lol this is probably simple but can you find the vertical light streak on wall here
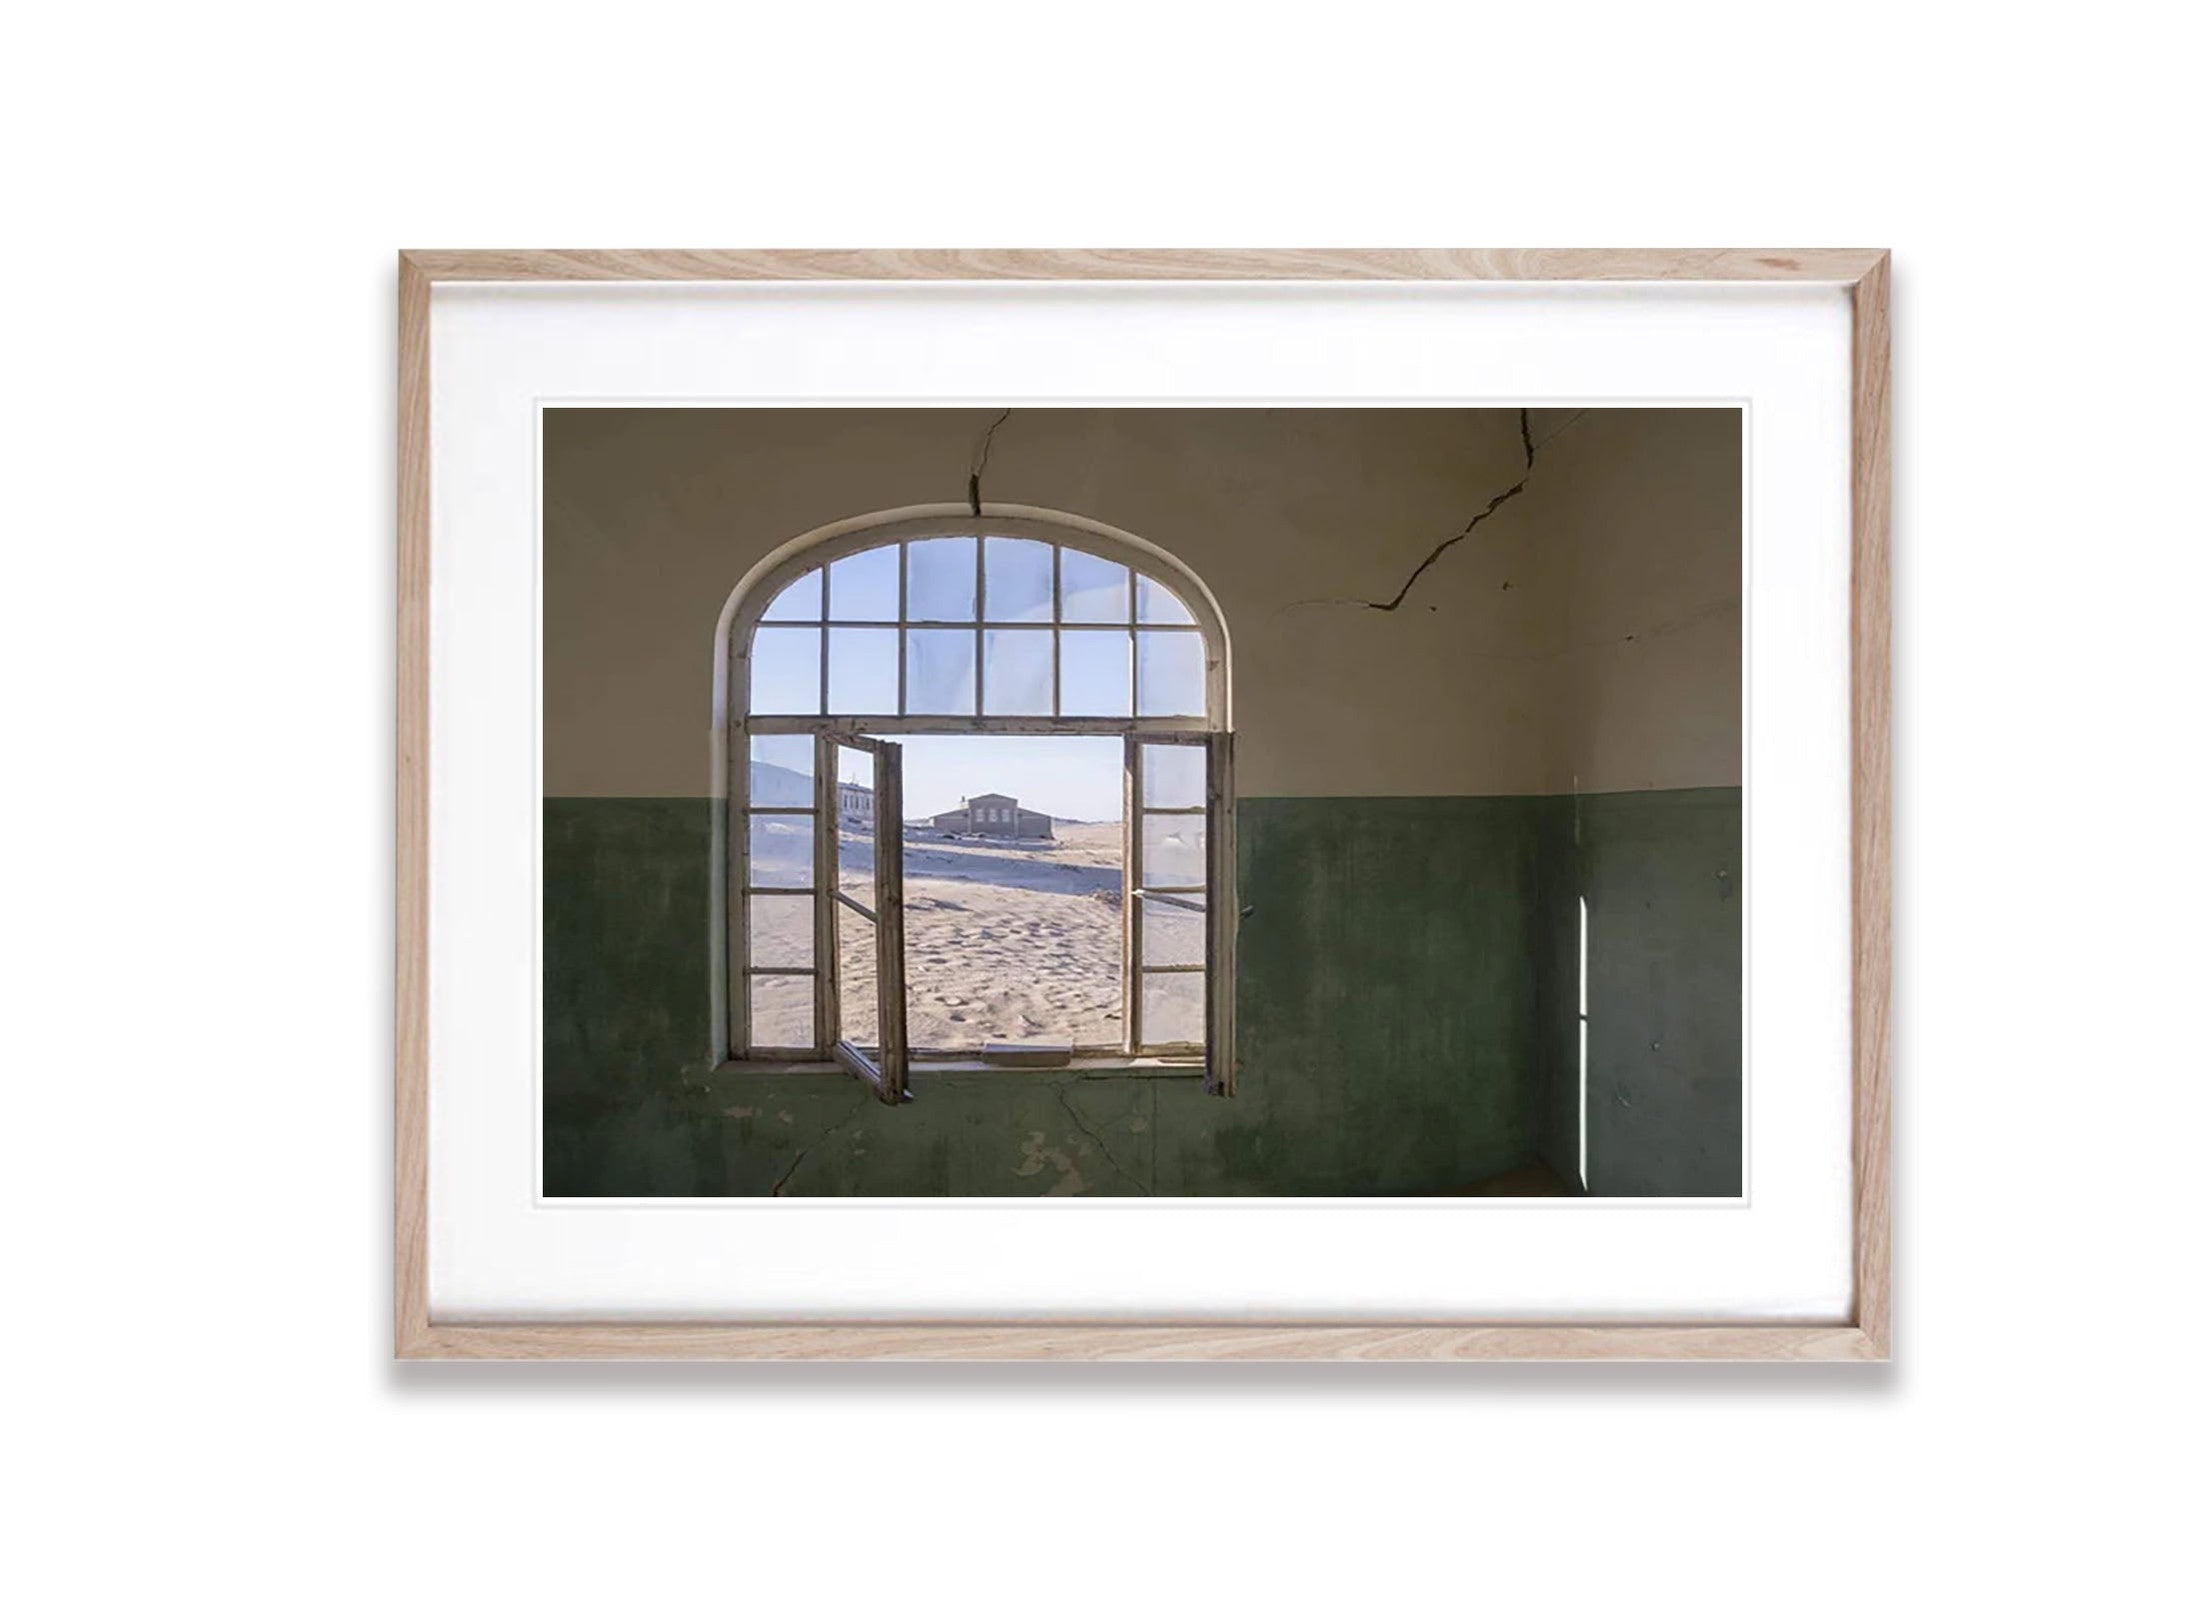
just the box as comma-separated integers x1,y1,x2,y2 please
1578,894,1589,1193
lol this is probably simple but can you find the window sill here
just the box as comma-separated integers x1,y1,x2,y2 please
706,1055,1206,1082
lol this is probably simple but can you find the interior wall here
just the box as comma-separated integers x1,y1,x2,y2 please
1520,408,1745,1195
1532,406,1744,795
545,794,1551,1197
542,406,1742,1198
546,406,1559,800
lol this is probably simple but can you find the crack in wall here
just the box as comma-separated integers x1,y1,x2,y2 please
1440,594,1744,663
1054,1085,1151,1195
967,408,1012,514
1363,407,1539,612
1280,407,1590,617
768,1102,867,1196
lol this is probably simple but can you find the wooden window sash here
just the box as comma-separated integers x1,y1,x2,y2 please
820,731,909,1103
1122,728,1236,1094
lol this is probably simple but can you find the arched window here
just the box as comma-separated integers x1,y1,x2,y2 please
714,510,1234,1102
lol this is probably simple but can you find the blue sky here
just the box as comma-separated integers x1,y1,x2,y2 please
899,735,1120,822
752,733,1123,823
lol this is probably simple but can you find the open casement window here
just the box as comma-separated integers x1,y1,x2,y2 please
722,514,1233,1093
1125,730,1236,1094
822,732,910,1102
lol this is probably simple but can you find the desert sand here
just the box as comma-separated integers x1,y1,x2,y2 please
747,816,1206,1053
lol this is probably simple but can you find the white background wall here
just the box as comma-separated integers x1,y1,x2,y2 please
5,3,2191,1596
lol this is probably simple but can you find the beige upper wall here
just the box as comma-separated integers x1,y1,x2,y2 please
1525,407,1744,792
542,406,1738,798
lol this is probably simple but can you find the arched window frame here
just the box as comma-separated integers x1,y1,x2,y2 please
710,505,1236,1099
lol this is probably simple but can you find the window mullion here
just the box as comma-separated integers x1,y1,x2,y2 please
1123,734,1142,1053
973,534,987,718
724,705,749,1063
875,739,909,1101
1128,595,1140,718
814,732,836,1055
1205,729,1236,1096
817,562,832,714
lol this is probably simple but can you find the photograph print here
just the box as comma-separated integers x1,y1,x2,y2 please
545,404,1741,1199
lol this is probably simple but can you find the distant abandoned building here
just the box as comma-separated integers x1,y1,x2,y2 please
837,779,874,830
932,791,1053,840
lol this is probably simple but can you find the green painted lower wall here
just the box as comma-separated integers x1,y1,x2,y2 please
1229,796,1552,1193
1536,788,1744,1198
542,798,723,1193
542,789,1741,1198
544,795,1556,1197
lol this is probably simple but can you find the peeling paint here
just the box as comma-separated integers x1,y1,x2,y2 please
1014,1129,1091,1197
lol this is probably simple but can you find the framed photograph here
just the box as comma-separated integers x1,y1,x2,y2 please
397,249,1889,1359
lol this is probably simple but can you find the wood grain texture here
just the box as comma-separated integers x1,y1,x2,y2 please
399,1321,1877,1362
1850,254,1893,1358
876,742,910,1102
395,247,1892,1360
399,247,1882,285
1206,730,1238,1097
395,254,431,1356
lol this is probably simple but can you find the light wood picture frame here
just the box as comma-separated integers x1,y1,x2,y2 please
397,248,1890,1360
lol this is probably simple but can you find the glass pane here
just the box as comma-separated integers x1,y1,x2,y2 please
836,742,874,792
1136,631,1206,717
748,735,814,807
983,537,1053,622
1140,891,1206,968
1060,549,1129,622
906,629,976,715
827,627,898,713
907,537,976,622
836,900,879,1050
1140,742,1205,809
749,627,819,714
984,629,1053,715
748,812,814,888
1059,629,1130,715
1141,972,1205,1049
750,975,813,1049
1142,813,1207,888
828,545,899,621
836,745,876,907
748,892,814,969
1136,572,1196,625
761,567,821,621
